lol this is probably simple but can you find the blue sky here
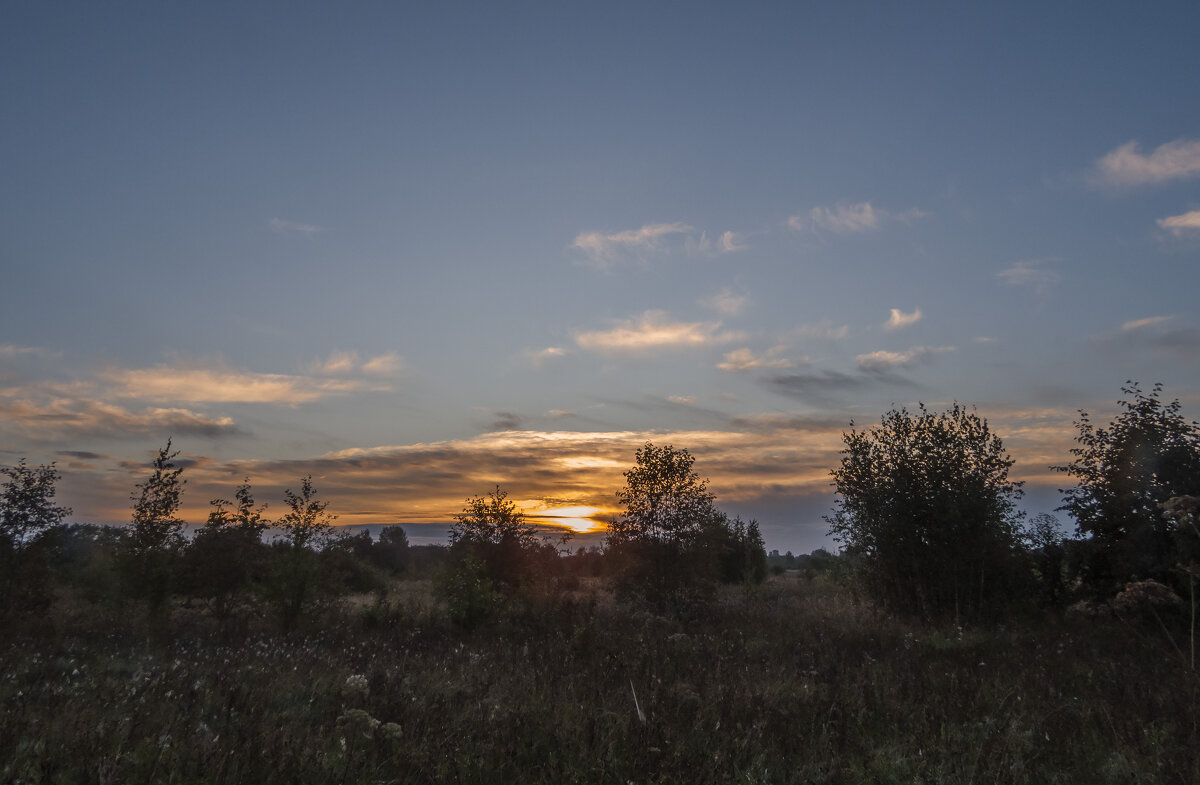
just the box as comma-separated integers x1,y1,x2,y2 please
2,1,1199,552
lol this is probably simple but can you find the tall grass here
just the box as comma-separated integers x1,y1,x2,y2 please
2,576,1198,784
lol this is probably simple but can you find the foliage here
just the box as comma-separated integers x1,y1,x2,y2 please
277,475,337,550
1022,512,1067,607
121,441,187,617
827,403,1026,619
372,526,410,573
1054,382,1200,593
697,514,768,585
0,459,71,548
448,486,559,594
441,551,498,629
607,442,717,547
128,440,187,556
184,481,270,620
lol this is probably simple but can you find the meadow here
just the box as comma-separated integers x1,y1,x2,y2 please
3,574,1197,785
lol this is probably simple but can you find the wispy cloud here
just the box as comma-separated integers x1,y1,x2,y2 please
883,308,922,331
667,395,696,405
1096,315,1200,358
309,350,404,377
269,217,326,236
0,399,240,442
571,222,693,268
719,230,746,253
701,286,749,316
717,347,795,372
856,345,955,373
1157,209,1200,236
1092,138,1200,187
789,202,928,234
101,362,387,405
1122,315,1175,332
997,258,1062,296
523,346,568,368
574,311,742,353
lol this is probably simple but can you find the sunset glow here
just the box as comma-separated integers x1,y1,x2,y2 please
2,3,1198,553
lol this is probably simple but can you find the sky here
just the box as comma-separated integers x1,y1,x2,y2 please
2,1,1199,553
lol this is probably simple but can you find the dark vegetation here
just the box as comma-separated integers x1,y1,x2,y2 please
2,382,1199,782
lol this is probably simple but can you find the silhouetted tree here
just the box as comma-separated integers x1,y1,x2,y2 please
0,460,71,618
269,475,337,631
373,526,410,573
1,460,71,549
1055,383,1200,594
121,441,186,616
607,443,728,608
827,403,1025,620
448,486,557,595
184,480,269,620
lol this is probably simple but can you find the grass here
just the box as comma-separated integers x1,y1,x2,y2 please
2,575,1198,784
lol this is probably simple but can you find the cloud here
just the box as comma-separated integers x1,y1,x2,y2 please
0,399,241,441
309,351,404,377
1096,315,1200,358
718,347,795,372
1122,315,1175,332
571,222,693,268
269,217,326,235
100,363,386,405
883,308,922,331
574,311,742,354
1093,138,1200,187
1157,210,1200,236
667,395,696,405
719,231,746,253
522,346,568,368
997,259,1062,295
490,411,523,430
855,345,955,373
701,286,749,316
789,202,927,233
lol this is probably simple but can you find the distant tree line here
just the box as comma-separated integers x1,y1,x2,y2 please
3,380,1198,635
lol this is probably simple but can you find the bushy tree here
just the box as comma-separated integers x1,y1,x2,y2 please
1,460,71,549
184,480,269,620
607,443,733,608
607,443,718,547
448,486,559,596
277,475,336,549
827,403,1025,620
269,476,338,631
1054,382,1200,594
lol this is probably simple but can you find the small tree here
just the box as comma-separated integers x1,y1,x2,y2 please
1,460,71,549
129,440,187,556
827,403,1025,620
269,475,337,631
1054,382,1200,594
185,480,269,620
122,441,187,616
448,486,557,596
607,443,727,608
277,475,336,550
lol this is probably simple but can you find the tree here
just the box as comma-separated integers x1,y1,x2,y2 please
827,403,1025,620
1,460,71,549
270,476,337,631
185,480,269,620
606,443,728,608
277,475,336,550
120,440,187,618
128,440,187,556
448,486,558,595
607,443,718,547
1054,382,1200,593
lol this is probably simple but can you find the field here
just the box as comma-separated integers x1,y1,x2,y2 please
3,575,1198,784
